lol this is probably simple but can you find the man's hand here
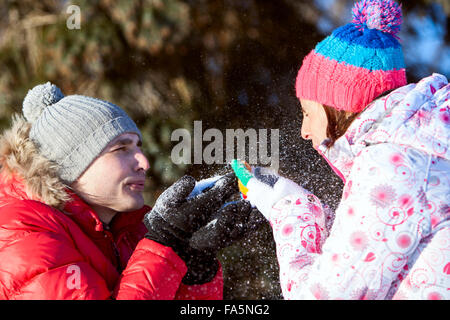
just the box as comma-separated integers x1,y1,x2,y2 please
143,173,262,284
189,200,265,251
147,174,237,234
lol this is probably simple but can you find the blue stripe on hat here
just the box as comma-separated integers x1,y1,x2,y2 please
328,23,401,49
315,34,405,71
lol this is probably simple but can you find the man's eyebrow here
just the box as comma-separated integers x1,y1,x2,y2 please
111,138,142,147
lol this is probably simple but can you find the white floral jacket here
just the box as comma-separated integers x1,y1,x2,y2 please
268,73,450,299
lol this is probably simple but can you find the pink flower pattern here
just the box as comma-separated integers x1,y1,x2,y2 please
369,184,397,208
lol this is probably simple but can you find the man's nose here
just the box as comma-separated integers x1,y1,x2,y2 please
135,150,150,173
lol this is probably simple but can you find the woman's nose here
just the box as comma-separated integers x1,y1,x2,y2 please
301,124,311,140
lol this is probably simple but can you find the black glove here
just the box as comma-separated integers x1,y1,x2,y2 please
144,173,248,284
189,201,265,251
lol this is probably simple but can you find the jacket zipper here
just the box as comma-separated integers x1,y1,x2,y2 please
103,227,123,273
111,241,122,273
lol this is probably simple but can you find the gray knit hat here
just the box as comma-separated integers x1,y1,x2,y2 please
22,82,142,184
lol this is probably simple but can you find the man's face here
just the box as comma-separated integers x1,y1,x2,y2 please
71,133,150,213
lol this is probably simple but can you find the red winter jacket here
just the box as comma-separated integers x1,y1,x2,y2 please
0,171,223,300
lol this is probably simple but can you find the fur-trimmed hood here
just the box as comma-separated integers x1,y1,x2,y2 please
0,114,70,209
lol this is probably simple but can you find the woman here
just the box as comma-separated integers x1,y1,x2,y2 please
232,0,449,299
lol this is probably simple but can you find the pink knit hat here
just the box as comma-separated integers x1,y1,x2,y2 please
296,0,407,113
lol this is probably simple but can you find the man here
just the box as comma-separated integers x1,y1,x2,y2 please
0,82,257,299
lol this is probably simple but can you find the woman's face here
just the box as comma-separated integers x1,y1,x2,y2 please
300,99,328,149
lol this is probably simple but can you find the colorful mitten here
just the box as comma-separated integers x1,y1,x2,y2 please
230,159,253,199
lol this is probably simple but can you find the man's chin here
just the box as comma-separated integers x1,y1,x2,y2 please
117,194,145,212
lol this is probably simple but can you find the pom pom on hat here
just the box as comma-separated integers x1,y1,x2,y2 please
23,82,64,123
351,0,403,38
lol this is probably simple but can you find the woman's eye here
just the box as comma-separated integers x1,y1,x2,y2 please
113,147,126,152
